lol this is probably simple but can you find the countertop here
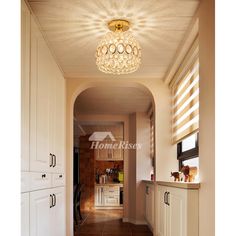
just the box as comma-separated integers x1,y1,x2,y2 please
95,183,124,187
142,180,200,189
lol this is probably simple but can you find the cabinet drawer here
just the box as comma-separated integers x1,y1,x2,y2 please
30,172,52,191
104,195,120,206
103,186,119,195
21,172,30,193
52,173,65,187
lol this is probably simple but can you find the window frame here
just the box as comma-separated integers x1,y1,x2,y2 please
177,133,199,170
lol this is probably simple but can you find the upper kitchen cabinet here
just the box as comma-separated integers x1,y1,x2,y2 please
30,16,65,173
21,0,30,171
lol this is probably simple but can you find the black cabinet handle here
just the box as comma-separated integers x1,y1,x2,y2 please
50,194,53,208
166,192,170,206
49,153,53,167
59,174,63,178
164,192,167,204
42,174,46,178
53,194,56,206
53,154,56,168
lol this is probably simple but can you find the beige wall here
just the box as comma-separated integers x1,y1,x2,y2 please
136,112,153,223
66,78,176,235
198,0,215,235
128,113,137,222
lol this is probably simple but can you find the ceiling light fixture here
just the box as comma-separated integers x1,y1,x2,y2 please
95,19,141,75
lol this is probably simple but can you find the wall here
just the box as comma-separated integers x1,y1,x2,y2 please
136,112,153,223
198,0,215,235
128,113,137,222
79,135,95,211
66,79,177,235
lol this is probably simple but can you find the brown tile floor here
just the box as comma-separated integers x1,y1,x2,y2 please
74,209,153,236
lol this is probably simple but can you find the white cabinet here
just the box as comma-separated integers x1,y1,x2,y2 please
103,195,120,206
51,187,66,236
95,185,122,208
95,186,103,206
21,0,30,171
30,189,52,236
157,185,199,236
30,17,52,172
30,187,65,236
95,141,123,161
145,184,155,230
21,193,30,236
30,15,65,173
50,70,65,173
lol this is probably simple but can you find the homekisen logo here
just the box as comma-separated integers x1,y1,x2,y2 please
89,132,142,150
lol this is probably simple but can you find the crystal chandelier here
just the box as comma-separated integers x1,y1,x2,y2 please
95,19,141,75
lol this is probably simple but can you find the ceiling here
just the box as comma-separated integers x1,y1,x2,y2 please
74,87,152,115
27,0,199,79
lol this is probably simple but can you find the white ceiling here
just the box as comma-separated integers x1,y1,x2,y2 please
74,87,152,115
27,0,199,79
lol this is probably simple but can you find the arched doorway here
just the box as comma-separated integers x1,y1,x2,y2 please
66,81,157,235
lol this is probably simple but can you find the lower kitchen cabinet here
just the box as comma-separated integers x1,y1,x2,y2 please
21,193,30,236
157,184,199,236
95,185,123,208
30,187,65,236
103,195,120,206
145,184,155,230
95,186,103,206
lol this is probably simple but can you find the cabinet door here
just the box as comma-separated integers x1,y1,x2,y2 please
21,0,30,171
21,193,30,236
30,189,52,236
95,187,103,206
96,142,110,160
166,188,187,236
112,142,123,160
145,185,155,229
30,17,52,172
51,69,65,173
157,186,167,236
51,187,66,236
103,195,119,206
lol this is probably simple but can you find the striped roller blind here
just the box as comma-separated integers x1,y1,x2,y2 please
172,58,199,144
150,116,154,159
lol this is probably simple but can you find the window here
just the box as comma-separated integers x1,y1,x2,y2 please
177,132,199,170
171,38,199,144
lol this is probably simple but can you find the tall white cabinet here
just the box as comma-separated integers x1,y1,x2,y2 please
21,1,66,236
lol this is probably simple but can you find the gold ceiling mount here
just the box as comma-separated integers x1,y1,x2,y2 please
108,19,130,32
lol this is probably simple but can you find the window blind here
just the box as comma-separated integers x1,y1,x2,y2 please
172,58,199,144
150,115,154,159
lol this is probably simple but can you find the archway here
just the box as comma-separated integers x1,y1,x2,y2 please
66,80,156,235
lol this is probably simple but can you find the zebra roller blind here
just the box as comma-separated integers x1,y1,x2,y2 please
172,55,199,144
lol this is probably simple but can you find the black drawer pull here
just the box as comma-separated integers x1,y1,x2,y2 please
59,174,63,178
42,174,46,178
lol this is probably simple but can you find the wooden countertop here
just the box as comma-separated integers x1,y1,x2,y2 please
142,180,200,189
95,183,124,187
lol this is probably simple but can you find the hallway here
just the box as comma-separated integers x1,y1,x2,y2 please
75,210,153,236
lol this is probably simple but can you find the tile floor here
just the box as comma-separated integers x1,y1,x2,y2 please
74,209,153,236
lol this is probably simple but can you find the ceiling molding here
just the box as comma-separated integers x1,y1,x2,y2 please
163,15,199,85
